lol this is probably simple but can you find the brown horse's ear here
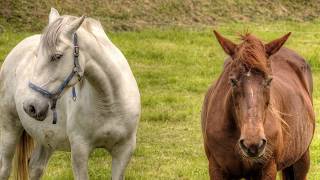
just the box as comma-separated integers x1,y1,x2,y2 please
213,30,237,57
265,32,291,57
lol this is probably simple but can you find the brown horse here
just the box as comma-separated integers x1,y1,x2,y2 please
201,31,315,179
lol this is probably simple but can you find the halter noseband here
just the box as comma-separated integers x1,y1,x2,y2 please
29,33,82,124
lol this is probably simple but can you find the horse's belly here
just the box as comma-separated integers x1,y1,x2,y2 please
277,118,314,170
87,113,137,150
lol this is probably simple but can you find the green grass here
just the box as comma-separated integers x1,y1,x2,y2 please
1,21,320,179
2,0,320,31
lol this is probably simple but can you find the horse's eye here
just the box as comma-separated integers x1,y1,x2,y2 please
229,76,238,87
51,53,63,62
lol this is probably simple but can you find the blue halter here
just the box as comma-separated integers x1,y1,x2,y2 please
29,33,82,124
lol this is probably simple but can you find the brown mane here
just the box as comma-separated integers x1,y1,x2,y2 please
232,33,269,74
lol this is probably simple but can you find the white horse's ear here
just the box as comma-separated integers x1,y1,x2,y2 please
64,16,86,37
49,8,60,24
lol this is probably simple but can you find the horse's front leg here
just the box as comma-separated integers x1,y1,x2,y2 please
0,114,23,180
70,137,92,180
207,158,227,180
282,149,310,180
110,136,136,180
252,161,277,180
29,145,53,180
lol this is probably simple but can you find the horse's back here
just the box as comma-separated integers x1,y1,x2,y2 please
1,35,40,75
0,35,40,91
0,35,40,110
271,47,313,97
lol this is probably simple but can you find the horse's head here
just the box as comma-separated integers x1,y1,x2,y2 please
23,8,86,121
214,31,291,158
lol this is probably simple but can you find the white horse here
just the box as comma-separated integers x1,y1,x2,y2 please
0,8,140,180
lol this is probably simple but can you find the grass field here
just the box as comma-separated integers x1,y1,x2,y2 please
2,0,320,31
1,21,320,179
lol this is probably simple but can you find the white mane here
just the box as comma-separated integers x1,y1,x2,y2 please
42,15,113,54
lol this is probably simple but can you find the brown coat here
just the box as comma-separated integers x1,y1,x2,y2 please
202,32,315,179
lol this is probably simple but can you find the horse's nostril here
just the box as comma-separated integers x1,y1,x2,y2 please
239,139,246,149
23,101,48,121
28,105,36,115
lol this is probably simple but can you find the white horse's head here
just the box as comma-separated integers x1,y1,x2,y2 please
23,8,86,121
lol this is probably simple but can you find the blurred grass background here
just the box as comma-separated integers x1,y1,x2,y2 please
1,1,320,179
1,0,320,31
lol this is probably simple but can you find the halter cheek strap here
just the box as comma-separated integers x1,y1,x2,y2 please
29,33,82,124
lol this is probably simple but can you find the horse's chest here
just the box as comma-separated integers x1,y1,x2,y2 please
211,148,265,177
41,127,70,150
25,113,129,151
22,120,71,150
206,132,266,177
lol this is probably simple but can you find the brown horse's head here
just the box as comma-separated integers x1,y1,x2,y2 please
213,31,291,158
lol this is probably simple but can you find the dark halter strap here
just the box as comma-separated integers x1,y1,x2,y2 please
29,33,82,124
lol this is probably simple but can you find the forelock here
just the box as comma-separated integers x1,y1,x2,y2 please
41,16,77,54
233,33,269,74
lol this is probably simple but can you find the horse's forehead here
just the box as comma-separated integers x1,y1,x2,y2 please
244,71,263,81
40,21,66,54
39,36,66,55
239,72,264,90
243,77,260,90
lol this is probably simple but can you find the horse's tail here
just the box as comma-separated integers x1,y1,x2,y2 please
13,130,34,180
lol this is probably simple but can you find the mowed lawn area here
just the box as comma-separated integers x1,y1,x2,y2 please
1,21,320,179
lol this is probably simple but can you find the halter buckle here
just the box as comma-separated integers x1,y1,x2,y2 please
73,67,80,73
74,46,79,57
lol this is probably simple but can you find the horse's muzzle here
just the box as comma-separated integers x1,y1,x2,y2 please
239,138,267,158
23,101,49,121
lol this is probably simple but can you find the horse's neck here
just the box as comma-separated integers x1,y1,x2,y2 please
81,32,137,105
